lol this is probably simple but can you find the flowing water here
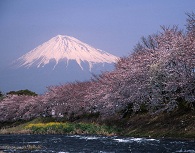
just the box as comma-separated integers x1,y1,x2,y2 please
0,134,194,153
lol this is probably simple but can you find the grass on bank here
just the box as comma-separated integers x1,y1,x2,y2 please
0,118,50,134
25,122,118,135
0,118,119,136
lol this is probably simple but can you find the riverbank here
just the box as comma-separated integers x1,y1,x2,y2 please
0,117,119,136
122,109,195,139
0,109,195,139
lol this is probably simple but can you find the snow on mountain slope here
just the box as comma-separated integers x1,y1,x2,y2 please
15,35,119,70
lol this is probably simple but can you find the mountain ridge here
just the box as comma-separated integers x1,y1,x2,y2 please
14,35,119,71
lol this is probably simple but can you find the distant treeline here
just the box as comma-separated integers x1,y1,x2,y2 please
0,13,194,122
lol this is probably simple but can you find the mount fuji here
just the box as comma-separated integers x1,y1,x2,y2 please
14,35,118,71
1,35,119,94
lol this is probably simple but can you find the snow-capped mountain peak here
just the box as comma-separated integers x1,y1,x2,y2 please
15,35,119,71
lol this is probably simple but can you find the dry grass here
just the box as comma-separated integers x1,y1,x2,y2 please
122,109,195,138
0,144,42,151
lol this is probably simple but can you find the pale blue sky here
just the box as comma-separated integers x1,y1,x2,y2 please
0,0,194,68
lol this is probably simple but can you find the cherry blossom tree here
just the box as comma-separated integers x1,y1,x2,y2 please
45,81,92,119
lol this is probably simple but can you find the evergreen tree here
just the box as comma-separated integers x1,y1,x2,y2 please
6,89,37,96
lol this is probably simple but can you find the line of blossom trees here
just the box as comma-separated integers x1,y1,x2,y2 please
85,13,195,118
0,13,194,122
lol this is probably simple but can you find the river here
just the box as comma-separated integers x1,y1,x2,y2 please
0,134,194,153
